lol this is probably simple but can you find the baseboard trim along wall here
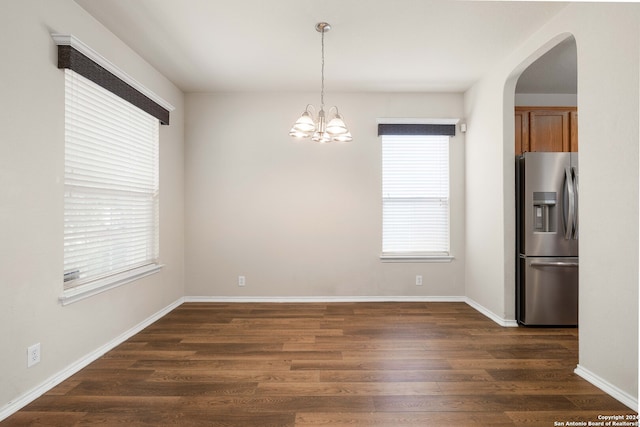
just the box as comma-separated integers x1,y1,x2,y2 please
185,295,519,327
185,295,467,304
184,296,518,328
463,297,519,328
0,297,185,422
574,364,638,411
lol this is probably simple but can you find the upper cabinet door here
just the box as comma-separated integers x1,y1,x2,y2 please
529,109,569,152
515,107,577,154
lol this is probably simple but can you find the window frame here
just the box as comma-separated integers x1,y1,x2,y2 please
54,34,174,305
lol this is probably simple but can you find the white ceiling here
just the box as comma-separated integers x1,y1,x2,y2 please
74,0,570,93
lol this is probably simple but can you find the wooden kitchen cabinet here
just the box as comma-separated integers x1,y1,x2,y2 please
569,110,578,152
515,107,577,154
514,109,529,156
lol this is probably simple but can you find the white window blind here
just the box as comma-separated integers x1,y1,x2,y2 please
382,134,450,255
63,69,159,290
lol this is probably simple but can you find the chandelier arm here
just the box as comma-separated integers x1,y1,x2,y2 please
305,104,316,116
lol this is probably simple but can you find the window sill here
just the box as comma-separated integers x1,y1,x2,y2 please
380,254,454,263
59,263,163,306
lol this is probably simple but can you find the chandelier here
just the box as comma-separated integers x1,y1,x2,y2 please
289,22,352,143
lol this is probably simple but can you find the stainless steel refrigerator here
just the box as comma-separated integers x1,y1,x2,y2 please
516,152,579,326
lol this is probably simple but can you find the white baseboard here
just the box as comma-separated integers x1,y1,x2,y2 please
464,297,519,327
185,295,467,303
0,297,185,422
186,296,521,327
185,296,521,328
574,364,638,411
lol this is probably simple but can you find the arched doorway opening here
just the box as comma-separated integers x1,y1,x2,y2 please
504,34,578,326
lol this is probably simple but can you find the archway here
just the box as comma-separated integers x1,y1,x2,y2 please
502,33,578,323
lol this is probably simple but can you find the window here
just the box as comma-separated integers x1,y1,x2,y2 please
54,34,173,304
379,123,454,259
63,70,160,297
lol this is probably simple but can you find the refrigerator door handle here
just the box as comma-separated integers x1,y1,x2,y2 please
563,167,575,240
572,166,579,240
530,261,579,268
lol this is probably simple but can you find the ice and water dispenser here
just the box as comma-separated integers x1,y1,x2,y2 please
532,192,556,233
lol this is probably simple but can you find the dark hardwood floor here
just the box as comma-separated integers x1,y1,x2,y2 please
4,302,636,426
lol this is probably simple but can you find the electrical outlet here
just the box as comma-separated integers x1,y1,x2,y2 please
238,276,246,287
27,343,40,367
416,275,423,286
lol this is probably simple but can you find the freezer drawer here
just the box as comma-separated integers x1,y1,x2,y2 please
518,256,578,326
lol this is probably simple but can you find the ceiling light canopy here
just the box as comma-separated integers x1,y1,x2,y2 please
289,22,352,143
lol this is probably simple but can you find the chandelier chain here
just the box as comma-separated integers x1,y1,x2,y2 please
320,26,325,109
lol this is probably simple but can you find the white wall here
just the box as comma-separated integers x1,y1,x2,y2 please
185,92,465,299
465,3,639,405
0,0,184,410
